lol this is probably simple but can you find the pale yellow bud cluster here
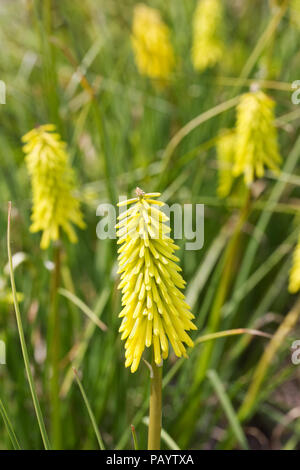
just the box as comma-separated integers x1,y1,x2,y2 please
116,190,197,373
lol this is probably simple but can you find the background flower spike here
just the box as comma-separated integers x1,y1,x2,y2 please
22,124,85,249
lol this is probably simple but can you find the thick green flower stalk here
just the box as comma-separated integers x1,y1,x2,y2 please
192,0,224,72
233,90,281,185
289,236,300,293
131,4,175,81
116,189,197,373
216,131,236,198
22,124,85,249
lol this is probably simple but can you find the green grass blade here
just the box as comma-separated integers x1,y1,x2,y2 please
60,288,110,397
186,222,231,309
117,328,269,450
130,424,139,450
207,369,248,450
159,95,240,182
142,417,180,450
239,296,300,423
224,228,298,319
7,202,51,450
59,287,108,331
238,1,288,82
0,397,22,450
194,328,271,346
73,368,105,450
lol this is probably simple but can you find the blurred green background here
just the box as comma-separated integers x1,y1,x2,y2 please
0,0,300,450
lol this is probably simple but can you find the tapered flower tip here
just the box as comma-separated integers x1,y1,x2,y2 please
116,188,197,373
22,124,56,143
117,189,162,207
135,187,145,197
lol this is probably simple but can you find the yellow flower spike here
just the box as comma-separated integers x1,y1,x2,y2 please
131,4,175,83
290,0,300,30
216,131,236,199
22,124,85,249
192,0,224,72
233,90,281,186
289,236,300,294
116,188,197,373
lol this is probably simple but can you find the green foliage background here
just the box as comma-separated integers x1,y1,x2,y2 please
0,0,299,450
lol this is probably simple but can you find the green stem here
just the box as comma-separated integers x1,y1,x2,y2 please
33,0,60,126
158,95,240,186
223,295,300,449
7,202,51,450
239,295,300,423
226,133,300,324
147,355,162,450
175,192,251,447
49,243,61,449
195,192,251,386
238,1,289,82
92,102,117,206
116,327,270,449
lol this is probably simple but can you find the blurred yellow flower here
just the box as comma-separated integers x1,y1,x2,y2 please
116,189,197,373
289,236,300,293
217,131,236,198
22,124,85,249
234,90,281,185
131,4,175,82
0,290,24,305
192,0,223,71
290,0,300,29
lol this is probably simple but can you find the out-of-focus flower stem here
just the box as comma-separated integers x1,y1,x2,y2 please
222,294,300,449
49,242,62,449
176,190,251,448
194,191,251,385
239,295,300,422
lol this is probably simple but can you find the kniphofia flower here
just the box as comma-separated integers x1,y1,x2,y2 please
22,124,85,249
116,189,197,373
192,0,224,72
290,0,300,30
233,90,281,185
131,4,175,82
289,236,300,293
